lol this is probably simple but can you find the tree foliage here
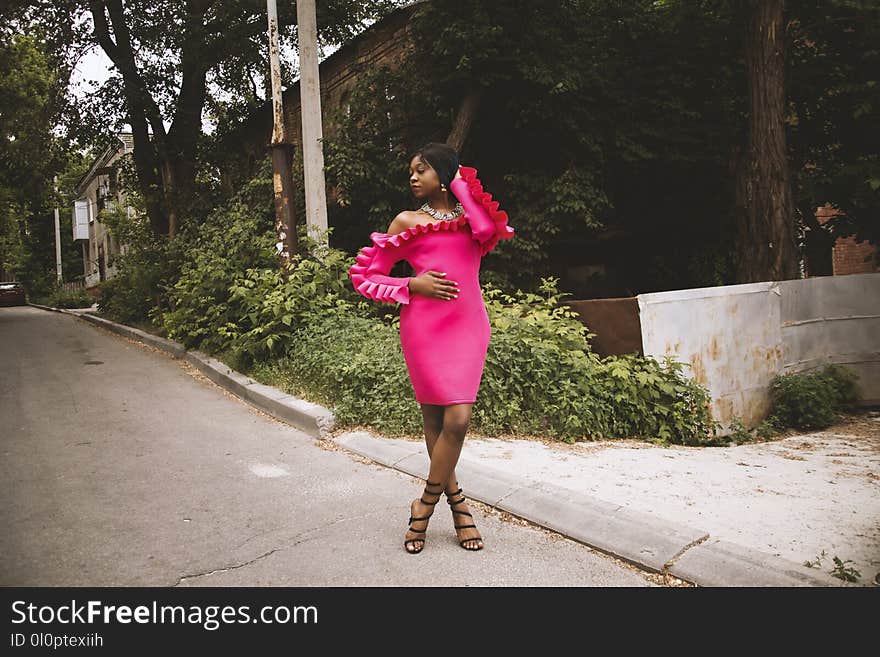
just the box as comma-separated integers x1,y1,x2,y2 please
2,0,877,295
787,0,880,251
323,0,878,295
4,0,403,239
0,26,87,292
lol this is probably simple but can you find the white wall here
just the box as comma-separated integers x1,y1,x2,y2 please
779,273,880,403
637,273,880,430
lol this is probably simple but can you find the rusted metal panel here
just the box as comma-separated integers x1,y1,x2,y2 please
638,282,783,428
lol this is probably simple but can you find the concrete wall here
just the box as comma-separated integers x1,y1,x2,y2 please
637,273,880,429
779,273,880,404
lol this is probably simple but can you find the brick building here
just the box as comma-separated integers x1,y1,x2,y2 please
219,0,425,179
808,204,879,277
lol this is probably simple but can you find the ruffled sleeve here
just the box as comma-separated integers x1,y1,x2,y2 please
449,165,515,256
348,232,412,304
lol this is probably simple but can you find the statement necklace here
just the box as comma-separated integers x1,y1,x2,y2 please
419,201,464,221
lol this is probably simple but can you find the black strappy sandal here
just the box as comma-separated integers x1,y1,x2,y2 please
446,487,484,551
404,480,443,554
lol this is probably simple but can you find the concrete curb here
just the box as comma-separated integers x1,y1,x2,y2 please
29,302,852,587
334,430,849,587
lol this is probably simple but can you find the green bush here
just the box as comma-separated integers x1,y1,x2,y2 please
724,414,781,444
767,364,860,430
725,416,754,444
597,353,719,445
474,279,718,444
93,201,187,326
160,217,362,370
248,275,719,445
219,229,360,370
96,235,183,325
158,194,278,355
43,285,93,309
754,416,782,440
252,311,422,436
824,363,861,407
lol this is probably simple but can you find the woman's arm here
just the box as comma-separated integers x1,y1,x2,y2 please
449,165,515,257
350,244,412,305
449,166,497,244
348,217,413,305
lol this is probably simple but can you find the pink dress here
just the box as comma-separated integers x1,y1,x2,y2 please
348,166,515,405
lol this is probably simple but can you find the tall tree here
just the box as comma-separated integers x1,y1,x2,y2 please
0,28,81,289
734,0,799,282
6,0,400,238
787,0,880,263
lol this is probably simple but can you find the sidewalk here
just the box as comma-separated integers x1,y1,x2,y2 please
335,423,878,587
33,302,875,587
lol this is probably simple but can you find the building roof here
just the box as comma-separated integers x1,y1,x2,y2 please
219,0,428,150
75,132,134,196
308,0,428,84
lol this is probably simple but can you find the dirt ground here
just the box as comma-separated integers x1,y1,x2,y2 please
450,410,880,586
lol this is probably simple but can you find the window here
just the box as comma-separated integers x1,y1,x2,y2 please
73,199,90,240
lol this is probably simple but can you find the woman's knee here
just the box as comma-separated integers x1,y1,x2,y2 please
442,409,472,439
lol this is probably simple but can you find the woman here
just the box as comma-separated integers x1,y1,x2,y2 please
348,142,515,554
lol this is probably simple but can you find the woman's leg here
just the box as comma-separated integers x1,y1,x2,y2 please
425,403,483,550
419,403,462,497
403,404,451,553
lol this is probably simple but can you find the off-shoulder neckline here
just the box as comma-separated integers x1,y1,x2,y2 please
375,168,473,238
391,208,466,233
386,220,460,236
371,214,469,240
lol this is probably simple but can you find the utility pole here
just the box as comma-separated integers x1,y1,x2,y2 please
295,0,329,247
266,0,298,269
53,175,62,283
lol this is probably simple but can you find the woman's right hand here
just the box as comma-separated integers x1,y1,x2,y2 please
409,271,460,300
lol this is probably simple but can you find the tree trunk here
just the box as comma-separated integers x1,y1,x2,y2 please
734,0,798,283
447,90,482,154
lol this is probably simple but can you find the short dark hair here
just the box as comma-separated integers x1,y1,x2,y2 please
408,142,460,187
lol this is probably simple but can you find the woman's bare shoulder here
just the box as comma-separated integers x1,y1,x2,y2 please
387,210,423,235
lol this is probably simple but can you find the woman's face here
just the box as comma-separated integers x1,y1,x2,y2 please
409,156,441,199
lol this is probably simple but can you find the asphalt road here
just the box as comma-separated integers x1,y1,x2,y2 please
0,306,656,586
